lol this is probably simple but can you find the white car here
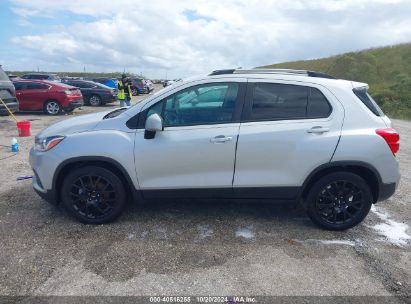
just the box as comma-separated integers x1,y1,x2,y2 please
144,79,154,93
30,69,400,230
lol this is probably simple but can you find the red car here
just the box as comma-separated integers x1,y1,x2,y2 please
13,80,84,115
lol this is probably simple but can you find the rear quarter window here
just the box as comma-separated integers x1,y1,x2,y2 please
353,87,384,116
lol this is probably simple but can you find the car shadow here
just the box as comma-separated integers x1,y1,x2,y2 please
123,197,311,227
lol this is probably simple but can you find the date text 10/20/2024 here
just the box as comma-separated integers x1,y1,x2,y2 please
149,296,257,303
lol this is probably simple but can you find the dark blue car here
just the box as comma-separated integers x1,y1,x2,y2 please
90,78,118,91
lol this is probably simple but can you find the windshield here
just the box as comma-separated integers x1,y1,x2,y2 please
124,86,168,111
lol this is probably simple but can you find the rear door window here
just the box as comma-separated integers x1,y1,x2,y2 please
247,83,332,121
250,83,308,120
307,87,332,118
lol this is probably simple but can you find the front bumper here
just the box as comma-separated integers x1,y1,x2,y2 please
29,147,60,204
102,94,117,103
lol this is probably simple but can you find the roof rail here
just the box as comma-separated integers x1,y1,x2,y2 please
209,68,336,79
209,69,236,76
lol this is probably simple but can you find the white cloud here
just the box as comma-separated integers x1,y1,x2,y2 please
6,0,411,78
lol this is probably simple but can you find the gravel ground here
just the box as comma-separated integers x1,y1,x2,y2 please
0,89,409,302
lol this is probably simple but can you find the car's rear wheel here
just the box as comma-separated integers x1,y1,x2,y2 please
89,94,102,106
306,172,373,230
44,100,61,115
61,166,127,224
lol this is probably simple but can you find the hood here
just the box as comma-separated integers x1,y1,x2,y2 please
37,111,111,138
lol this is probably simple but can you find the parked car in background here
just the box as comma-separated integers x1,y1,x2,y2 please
163,80,175,87
88,77,118,91
21,73,61,82
144,79,154,93
62,80,117,106
7,74,19,81
130,78,148,95
13,80,83,115
0,66,19,115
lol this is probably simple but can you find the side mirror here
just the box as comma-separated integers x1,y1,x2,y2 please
145,113,163,139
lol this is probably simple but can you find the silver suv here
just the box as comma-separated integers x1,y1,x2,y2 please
29,69,400,230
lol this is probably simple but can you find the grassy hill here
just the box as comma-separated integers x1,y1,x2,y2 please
259,43,411,119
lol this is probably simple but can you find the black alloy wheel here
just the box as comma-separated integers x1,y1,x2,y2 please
62,166,126,224
306,172,373,230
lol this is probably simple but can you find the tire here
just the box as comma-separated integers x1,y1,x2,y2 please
44,100,61,115
88,95,102,106
61,166,127,224
306,172,373,230
131,88,138,96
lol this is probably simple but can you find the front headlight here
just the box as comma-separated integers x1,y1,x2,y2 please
34,136,65,152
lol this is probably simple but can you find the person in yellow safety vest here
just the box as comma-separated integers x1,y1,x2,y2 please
117,74,132,107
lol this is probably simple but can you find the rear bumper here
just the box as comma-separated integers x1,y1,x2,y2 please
0,99,19,114
102,95,117,103
377,182,397,202
64,99,84,110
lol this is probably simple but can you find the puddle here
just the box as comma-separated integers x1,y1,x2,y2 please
235,225,255,240
197,225,213,239
293,239,355,247
369,205,410,246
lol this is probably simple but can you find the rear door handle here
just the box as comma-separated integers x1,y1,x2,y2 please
210,135,233,143
307,126,330,134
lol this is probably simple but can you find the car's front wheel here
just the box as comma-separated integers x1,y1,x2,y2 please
306,172,373,230
61,166,127,224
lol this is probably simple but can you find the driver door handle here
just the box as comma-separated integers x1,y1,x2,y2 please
210,135,233,143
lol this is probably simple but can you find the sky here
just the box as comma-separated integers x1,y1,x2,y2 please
1,0,411,79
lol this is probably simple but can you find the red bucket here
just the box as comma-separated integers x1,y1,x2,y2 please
16,121,31,137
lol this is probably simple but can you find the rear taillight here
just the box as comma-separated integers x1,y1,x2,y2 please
376,128,399,155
